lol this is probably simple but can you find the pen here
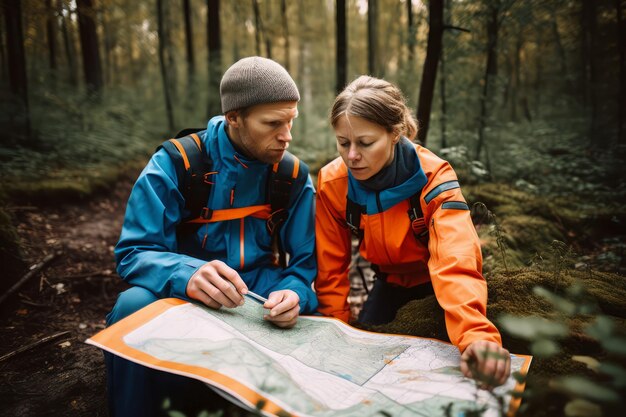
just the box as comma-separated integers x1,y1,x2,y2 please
245,290,268,304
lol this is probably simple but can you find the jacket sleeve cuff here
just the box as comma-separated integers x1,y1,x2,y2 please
275,279,318,315
171,258,206,300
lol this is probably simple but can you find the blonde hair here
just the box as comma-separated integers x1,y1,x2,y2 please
330,76,418,140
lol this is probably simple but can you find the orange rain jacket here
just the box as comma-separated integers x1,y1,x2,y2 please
315,143,502,352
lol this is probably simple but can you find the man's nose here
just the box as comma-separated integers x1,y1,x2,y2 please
277,124,292,142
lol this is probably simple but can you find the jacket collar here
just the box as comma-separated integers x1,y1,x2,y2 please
206,116,269,171
347,143,428,214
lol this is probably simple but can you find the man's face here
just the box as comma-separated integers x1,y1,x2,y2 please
226,101,298,164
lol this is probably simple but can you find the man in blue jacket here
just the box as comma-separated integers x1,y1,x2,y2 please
106,56,318,416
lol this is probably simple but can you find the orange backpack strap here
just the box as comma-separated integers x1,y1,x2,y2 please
186,204,272,223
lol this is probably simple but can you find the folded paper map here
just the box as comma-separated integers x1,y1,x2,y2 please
87,298,531,417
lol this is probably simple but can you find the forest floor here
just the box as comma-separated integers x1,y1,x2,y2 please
0,171,623,416
0,178,371,417
0,181,132,417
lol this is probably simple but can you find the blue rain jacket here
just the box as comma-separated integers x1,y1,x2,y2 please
114,116,318,313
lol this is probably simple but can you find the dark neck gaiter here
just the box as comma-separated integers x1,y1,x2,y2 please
358,137,416,192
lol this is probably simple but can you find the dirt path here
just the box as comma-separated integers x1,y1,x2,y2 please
0,183,132,416
0,174,377,417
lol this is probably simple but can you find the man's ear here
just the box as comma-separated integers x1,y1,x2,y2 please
225,111,241,127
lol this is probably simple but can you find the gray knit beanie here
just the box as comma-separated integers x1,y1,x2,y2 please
220,56,300,113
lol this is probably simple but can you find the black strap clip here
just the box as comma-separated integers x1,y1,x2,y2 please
201,207,213,220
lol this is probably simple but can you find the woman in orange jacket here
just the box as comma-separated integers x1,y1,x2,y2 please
315,76,510,388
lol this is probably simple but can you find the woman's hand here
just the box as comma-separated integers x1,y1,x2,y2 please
460,340,511,390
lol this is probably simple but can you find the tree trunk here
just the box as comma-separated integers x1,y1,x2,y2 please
264,0,272,59
296,0,308,139
615,0,625,144
3,0,30,138
45,0,57,71
183,0,195,84
534,26,543,114
407,0,415,62
439,39,447,148
157,0,175,131
581,0,593,107
0,6,7,85
367,0,378,76
76,0,103,95
253,0,261,56
336,0,346,95
124,7,138,84
58,0,78,86
281,0,290,71
549,5,571,92
439,0,453,148
510,37,523,121
475,2,499,160
207,0,221,117
100,6,112,86
416,0,443,146
163,0,177,103
583,0,599,144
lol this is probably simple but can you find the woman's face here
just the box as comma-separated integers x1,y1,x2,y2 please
334,114,399,181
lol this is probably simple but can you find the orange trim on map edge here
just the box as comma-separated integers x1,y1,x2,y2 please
86,298,293,417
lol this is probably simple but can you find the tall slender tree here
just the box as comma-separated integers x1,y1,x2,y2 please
281,0,290,71
367,0,378,76
157,0,175,131
0,5,7,85
416,0,444,146
581,0,599,143
475,1,500,161
183,0,195,84
45,0,57,72
58,0,78,86
616,0,625,143
76,0,103,95
336,0,346,95
253,0,262,56
100,5,112,86
439,0,454,148
3,0,30,138
207,0,221,117
407,0,415,62
264,0,272,59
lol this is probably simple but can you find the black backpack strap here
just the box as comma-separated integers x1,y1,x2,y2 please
407,190,429,243
266,151,309,268
346,196,365,240
157,129,213,223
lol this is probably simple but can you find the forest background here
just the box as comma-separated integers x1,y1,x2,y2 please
0,0,625,417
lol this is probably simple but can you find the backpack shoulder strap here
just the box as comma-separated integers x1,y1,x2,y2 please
156,128,213,222
266,151,309,267
346,196,365,239
345,184,427,245
407,189,429,243
268,151,308,210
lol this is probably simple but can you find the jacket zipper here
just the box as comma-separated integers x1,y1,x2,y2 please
240,218,245,269
429,218,439,259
